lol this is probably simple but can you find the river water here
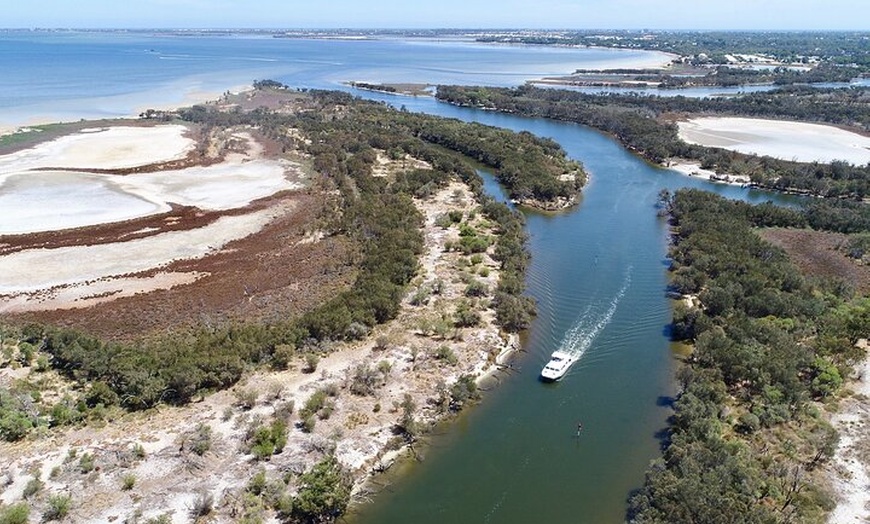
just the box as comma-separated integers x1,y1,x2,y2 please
0,32,800,523
349,95,799,523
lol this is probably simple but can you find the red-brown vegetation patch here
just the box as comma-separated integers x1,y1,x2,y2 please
759,227,870,295
8,190,355,341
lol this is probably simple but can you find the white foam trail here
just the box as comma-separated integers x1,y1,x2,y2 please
559,267,632,361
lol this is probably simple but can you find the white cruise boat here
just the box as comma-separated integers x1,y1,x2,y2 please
540,350,577,382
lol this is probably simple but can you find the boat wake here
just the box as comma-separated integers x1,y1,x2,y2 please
558,266,632,362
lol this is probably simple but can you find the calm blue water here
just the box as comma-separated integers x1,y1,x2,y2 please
0,30,670,128
0,32,801,523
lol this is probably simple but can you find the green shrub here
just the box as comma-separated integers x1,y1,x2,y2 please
434,213,453,229
34,355,50,372
247,470,268,495
85,381,119,408
121,473,136,491
453,301,481,327
143,514,172,524
183,424,213,457
0,410,33,442
0,503,29,524
22,476,43,499
300,389,328,419
50,401,83,428
291,456,352,523
78,453,95,474
17,343,34,365
271,344,296,370
434,345,458,366
249,419,288,460
464,279,488,297
303,354,320,374
449,374,480,411
43,494,72,521
234,388,258,410
131,442,146,459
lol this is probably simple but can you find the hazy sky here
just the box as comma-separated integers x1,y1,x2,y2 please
4,0,869,30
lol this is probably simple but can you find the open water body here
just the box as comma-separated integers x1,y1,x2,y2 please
0,31,668,127
0,32,800,523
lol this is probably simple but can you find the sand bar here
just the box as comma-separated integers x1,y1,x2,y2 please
0,126,300,235
0,125,195,171
0,206,286,295
678,117,870,166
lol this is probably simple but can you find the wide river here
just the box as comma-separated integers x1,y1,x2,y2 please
0,32,799,523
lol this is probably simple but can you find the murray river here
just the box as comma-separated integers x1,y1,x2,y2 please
0,31,799,523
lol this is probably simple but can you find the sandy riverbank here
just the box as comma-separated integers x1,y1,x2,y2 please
665,159,751,186
828,345,870,524
677,117,870,166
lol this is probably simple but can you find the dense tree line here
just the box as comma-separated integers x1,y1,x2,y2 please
565,64,859,90
478,30,870,71
437,84,870,198
3,87,565,421
629,189,869,523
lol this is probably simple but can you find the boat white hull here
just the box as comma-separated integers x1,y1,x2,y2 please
540,351,577,381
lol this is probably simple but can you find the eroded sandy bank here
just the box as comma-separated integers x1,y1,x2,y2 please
828,347,870,524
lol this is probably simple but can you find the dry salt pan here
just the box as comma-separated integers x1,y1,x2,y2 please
678,117,870,166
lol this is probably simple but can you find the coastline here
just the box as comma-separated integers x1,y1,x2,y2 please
0,82,252,139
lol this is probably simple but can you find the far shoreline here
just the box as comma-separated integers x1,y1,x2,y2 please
0,34,679,137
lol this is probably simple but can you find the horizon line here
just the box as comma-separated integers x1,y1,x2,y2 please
2,27,868,33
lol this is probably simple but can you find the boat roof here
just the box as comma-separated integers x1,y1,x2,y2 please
549,350,573,360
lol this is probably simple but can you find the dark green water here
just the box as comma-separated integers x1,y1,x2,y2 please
351,96,799,524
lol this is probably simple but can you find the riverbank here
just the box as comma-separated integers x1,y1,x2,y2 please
828,343,870,524
664,159,751,186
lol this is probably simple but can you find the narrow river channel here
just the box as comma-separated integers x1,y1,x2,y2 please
350,94,800,524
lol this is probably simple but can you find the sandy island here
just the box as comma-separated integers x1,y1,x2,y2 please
678,117,870,166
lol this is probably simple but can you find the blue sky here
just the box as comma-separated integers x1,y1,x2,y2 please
4,0,869,30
